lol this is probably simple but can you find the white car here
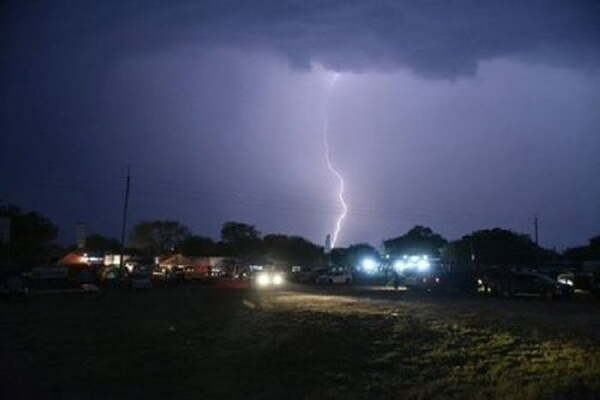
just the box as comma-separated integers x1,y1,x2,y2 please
316,269,353,285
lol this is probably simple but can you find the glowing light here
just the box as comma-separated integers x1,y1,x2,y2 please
558,277,574,286
257,273,270,286
394,260,406,272
396,255,431,273
257,272,284,286
323,71,347,248
417,259,430,272
273,274,284,285
362,258,378,273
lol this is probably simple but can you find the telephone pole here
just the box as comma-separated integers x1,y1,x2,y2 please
119,165,131,272
534,215,539,268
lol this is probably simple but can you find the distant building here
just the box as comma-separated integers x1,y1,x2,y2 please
104,253,133,267
159,254,234,277
58,250,104,267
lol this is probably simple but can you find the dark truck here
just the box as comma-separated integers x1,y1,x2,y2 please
479,268,573,299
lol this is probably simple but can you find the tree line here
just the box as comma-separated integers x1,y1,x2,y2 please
129,220,325,267
1,204,599,269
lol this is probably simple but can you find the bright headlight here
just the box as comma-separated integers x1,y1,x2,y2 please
393,260,405,272
257,273,270,286
558,278,574,286
272,274,283,285
362,258,377,273
417,259,430,272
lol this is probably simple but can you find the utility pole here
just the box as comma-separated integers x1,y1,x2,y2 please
470,240,475,270
534,215,539,268
119,165,131,273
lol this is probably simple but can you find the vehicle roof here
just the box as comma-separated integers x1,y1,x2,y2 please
515,271,555,282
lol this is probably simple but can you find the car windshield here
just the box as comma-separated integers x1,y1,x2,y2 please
530,273,555,284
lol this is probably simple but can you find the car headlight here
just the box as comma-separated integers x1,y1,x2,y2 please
257,273,270,286
393,260,405,272
417,259,430,272
558,278,574,286
362,258,378,273
272,274,283,285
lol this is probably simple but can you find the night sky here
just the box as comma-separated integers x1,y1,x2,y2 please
2,1,599,249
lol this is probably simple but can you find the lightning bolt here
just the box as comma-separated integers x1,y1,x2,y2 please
323,72,347,248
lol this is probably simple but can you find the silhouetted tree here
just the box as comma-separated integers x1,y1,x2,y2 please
347,243,379,267
220,221,262,257
329,247,349,267
563,246,589,263
263,234,324,266
85,234,121,253
590,235,600,259
564,234,600,262
330,243,379,268
383,225,447,258
179,235,221,256
447,228,543,268
0,204,58,264
130,220,190,255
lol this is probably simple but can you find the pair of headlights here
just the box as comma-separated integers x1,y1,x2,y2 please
256,272,284,287
557,277,574,286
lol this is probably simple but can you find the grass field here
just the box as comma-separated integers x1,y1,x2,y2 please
2,286,600,399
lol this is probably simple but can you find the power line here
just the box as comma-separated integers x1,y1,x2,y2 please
26,175,599,240
33,172,530,226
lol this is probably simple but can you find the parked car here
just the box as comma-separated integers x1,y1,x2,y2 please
431,271,477,293
403,274,435,290
316,268,353,285
171,266,185,283
0,265,29,298
130,271,152,289
403,273,462,292
557,272,600,294
480,269,573,299
184,265,213,281
293,267,329,284
152,267,170,284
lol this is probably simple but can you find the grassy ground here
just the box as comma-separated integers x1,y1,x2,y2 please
2,286,600,399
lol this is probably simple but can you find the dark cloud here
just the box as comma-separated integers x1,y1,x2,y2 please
2,1,599,248
4,0,600,78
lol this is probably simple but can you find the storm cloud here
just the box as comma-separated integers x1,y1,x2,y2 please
2,1,599,248
4,0,600,78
